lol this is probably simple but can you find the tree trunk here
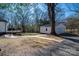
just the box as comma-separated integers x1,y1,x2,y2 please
22,24,26,33
21,19,26,33
48,3,56,35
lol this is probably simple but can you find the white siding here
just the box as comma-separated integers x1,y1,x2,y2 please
0,22,6,32
40,26,51,34
55,24,66,34
40,24,66,34
6,23,8,32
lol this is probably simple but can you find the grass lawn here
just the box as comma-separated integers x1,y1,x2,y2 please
18,33,41,36
0,34,62,56
0,33,78,56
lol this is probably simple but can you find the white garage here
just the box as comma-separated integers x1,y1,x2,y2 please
0,18,8,33
40,22,66,34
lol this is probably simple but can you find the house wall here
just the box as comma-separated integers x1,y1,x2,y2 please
0,22,7,32
5,23,8,32
40,26,51,34
55,24,66,34
40,24,66,34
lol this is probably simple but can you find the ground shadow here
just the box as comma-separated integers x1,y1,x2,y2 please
59,33,79,43
59,33,79,37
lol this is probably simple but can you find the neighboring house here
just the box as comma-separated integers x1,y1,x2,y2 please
0,17,8,33
40,22,66,34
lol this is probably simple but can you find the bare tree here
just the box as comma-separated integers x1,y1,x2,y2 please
47,3,56,35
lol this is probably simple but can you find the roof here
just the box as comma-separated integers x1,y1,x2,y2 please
0,17,7,22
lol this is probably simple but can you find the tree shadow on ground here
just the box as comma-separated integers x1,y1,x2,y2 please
59,33,79,43
59,33,79,37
